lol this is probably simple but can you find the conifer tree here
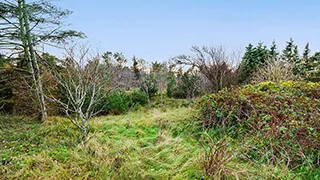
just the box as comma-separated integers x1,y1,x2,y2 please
132,56,140,80
269,40,279,60
303,42,311,60
282,38,300,75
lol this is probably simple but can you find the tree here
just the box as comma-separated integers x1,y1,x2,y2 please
138,60,157,105
306,52,320,82
282,38,300,75
44,47,115,141
102,51,132,90
1,0,85,53
282,38,298,63
298,42,311,78
303,42,310,61
172,45,239,93
166,66,202,99
269,40,279,59
238,42,272,83
151,61,168,105
0,0,84,121
132,55,140,80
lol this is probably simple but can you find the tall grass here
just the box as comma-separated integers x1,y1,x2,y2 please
1,106,318,179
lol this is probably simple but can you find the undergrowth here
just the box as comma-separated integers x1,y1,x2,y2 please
196,81,320,179
1,85,319,179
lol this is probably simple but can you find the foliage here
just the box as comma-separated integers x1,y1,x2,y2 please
238,43,273,83
0,56,40,116
139,73,158,104
95,90,149,115
129,90,148,107
131,56,140,80
151,95,191,109
196,81,320,168
304,52,320,82
104,90,129,115
166,68,202,99
282,38,300,75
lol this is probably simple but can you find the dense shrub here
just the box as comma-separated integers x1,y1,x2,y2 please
96,90,149,115
105,90,130,115
129,90,148,107
196,81,320,167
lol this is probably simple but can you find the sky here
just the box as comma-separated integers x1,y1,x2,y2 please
49,0,320,62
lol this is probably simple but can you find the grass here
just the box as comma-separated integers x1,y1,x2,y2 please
0,108,204,179
1,107,319,179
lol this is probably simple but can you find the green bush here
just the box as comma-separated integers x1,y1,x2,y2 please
196,81,320,168
105,90,130,115
129,90,148,107
95,90,150,115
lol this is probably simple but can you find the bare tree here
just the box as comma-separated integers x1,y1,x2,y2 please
44,46,115,141
251,59,294,84
172,46,241,93
151,61,168,106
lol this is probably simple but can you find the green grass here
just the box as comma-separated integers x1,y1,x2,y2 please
1,107,319,179
0,108,205,179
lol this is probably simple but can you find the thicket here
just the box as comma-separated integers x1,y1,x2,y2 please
98,90,148,115
167,68,203,99
196,81,320,169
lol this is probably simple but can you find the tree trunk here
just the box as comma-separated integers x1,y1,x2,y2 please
17,0,29,67
146,90,151,105
21,0,47,121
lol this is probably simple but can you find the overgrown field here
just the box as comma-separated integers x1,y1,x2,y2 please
1,81,320,179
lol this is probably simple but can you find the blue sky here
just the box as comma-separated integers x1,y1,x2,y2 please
51,0,320,62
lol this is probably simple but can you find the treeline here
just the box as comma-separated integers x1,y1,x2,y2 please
1,38,319,113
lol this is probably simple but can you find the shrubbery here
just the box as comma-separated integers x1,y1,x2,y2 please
96,90,149,115
196,81,320,168
167,70,202,99
105,91,130,115
128,90,148,107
